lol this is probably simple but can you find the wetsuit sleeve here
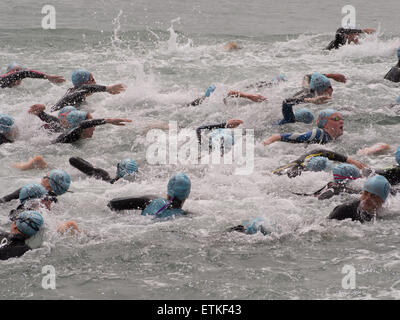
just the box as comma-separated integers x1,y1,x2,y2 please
107,196,155,211
328,200,372,222
0,240,31,260
187,97,205,107
52,119,106,144
280,129,328,144
298,149,348,163
375,166,400,185
51,85,106,111
278,98,306,125
0,188,22,204
37,111,63,132
0,70,46,88
0,134,12,145
69,157,112,182
196,122,227,145
384,65,400,83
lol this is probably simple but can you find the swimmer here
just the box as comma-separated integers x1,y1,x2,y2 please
0,114,19,145
262,109,344,146
228,217,270,236
384,46,400,83
108,173,191,219
325,27,376,50
224,42,242,51
0,62,65,88
51,69,125,111
328,175,390,223
69,157,138,184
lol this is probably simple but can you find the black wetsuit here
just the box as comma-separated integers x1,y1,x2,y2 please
0,133,12,145
309,181,360,200
69,157,118,184
52,118,106,144
384,62,400,83
325,28,363,50
108,196,184,212
375,166,400,186
0,232,31,260
37,111,64,133
187,96,206,107
279,90,315,125
0,69,47,88
0,188,21,204
51,85,107,111
328,199,374,223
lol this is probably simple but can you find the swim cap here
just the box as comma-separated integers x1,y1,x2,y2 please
310,72,331,95
65,110,88,127
209,128,234,153
363,175,390,202
317,109,338,128
141,198,184,218
204,85,216,97
332,163,360,182
19,183,48,204
71,69,91,88
0,114,15,135
6,62,23,73
48,169,71,195
396,96,400,104
273,74,288,82
57,106,77,122
116,158,138,179
395,145,400,165
242,217,265,235
16,211,43,238
306,156,333,172
294,108,314,124
167,173,191,201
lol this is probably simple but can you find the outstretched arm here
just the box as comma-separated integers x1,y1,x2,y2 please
13,156,48,171
324,73,347,83
226,90,267,103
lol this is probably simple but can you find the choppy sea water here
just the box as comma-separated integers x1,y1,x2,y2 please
1,0,400,299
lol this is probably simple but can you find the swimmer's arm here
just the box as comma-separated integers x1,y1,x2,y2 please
13,156,48,171
0,134,12,145
79,84,107,94
375,167,400,186
51,90,85,111
278,130,319,144
357,143,392,156
0,188,22,204
187,97,206,107
226,90,268,103
196,122,227,144
107,196,154,211
324,73,347,83
57,221,81,235
0,240,31,261
279,99,302,125
37,111,60,125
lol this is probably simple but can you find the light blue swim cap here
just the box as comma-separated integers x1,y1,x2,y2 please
332,163,360,182
6,62,23,73
209,128,234,153
395,145,400,165
71,69,91,88
310,72,331,95
48,169,71,195
273,74,288,82
396,96,400,104
116,158,138,179
16,211,43,238
306,156,333,172
242,217,265,235
363,175,390,202
294,108,314,124
141,198,184,218
167,173,191,201
0,114,15,135
19,183,48,204
65,110,88,127
204,85,216,97
57,106,77,122
317,109,338,128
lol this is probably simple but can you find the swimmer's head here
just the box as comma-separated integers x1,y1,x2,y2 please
65,110,88,128
71,69,91,88
204,85,216,97
167,173,191,201
209,129,234,154
310,72,332,95
6,62,23,73
363,175,390,203
15,211,43,238
58,106,77,127
306,156,333,172
332,163,360,183
116,158,138,179
46,169,71,196
395,145,400,165
0,114,18,141
317,109,343,138
19,183,48,204
273,74,288,83
294,108,314,124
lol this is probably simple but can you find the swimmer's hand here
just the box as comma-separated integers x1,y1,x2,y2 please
105,118,132,126
261,134,281,146
227,91,268,103
346,157,368,170
106,84,126,95
325,73,347,83
304,96,331,104
13,155,48,170
362,28,376,34
227,119,243,128
28,104,46,115
46,75,66,84
357,143,392,156
57,221,81,235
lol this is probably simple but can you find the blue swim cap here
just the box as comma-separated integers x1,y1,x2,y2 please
19,183,48,204
16,211,44,238
209,128,234,153
204,85,216,97
273,74,288,82
332,163,360,182
48,169,71,195
167,173,191,201
57,106,77,122
310,72,332,95
116,158,138,179
242,217,265,235
363,175,390,202
395,145,400,165
396,96,400,104
0,114,15,135
306,156,333,172
6,62,23,73
71,69,91,88
65,110,88,127
294,108,314,124
317,109,338,128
